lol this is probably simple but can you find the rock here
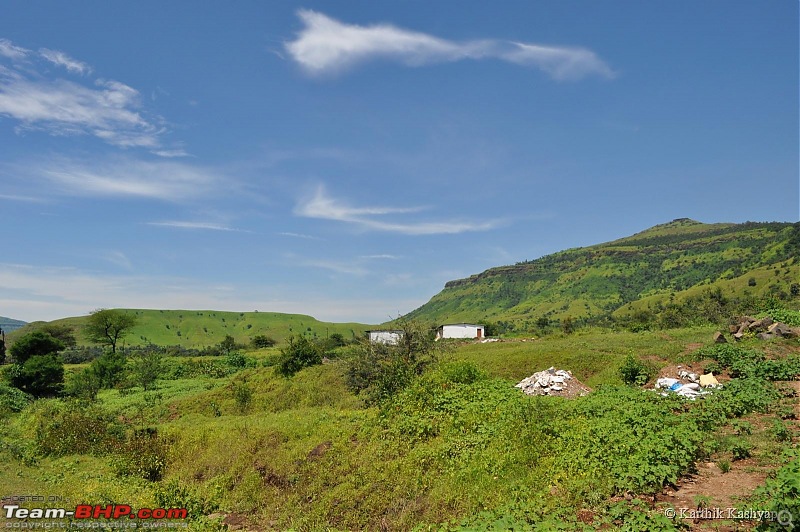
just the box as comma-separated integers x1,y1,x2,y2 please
729,324,740,334
733,332,744,341
713,331,727,343
757,332,776,341
768,322,799,338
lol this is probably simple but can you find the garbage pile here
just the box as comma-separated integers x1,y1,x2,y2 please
654,369,720,400
515,367,591,398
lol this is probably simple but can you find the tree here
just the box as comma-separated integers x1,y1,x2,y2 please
84,309,137,353
10,354,64,397
251,335,277,349
128,350,163,391
37,323,77,347
276,335,322,377
219,334,238,355
90,351,128,388
345,318,442,404
9,331,65,364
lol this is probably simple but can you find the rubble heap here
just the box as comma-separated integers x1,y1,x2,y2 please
515,367,592,398
721,316,800,342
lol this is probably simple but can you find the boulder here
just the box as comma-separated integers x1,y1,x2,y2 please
713,331,727,344
768,322,799,338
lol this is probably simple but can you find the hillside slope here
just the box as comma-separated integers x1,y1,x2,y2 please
0,316,27,333
12,310,371,348
406,219,800,327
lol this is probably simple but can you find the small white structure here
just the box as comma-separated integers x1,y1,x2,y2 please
368,330,403,345
435,323,485,340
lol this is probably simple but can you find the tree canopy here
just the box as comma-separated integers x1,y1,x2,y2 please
84,309,137,353
9,331,65,364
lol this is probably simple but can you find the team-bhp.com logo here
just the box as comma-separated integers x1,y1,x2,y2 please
4,504,188,520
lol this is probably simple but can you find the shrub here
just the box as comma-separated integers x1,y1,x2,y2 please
619,354,656,386
251,335,277,348
276,335,322,377
9,355,64,398
0,383,33,414
9,332,64,364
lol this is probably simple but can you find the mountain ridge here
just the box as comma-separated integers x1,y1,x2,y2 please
406,220,799,328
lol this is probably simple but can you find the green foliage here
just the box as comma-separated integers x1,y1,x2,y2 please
154,479,219,520
251,334,277,348
24,399,121,456
345,319,441,404
9,355,64,397
90,350,128,388
618,354,656,386
693,343,800,381
109,428,170,481
64,366,102,400
128,349,164,390
231,381,253,413
9,331,65,364
0,383,33,414
760,308,800,326
752,449,800,530
84,308,138,353
276,335,322,377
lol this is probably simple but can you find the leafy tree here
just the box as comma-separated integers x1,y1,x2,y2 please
85,309,137,353
219,334,238,355
345,318,442,404
251,335,277,348
561,316,575,335
9,355,64,397
36,323,77,347
276,335,321,377
9,331,65,364
65,367,102,401
90,351,128,388
129,350,164,391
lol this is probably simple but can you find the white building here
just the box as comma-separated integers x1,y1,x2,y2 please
367,330,403,345
435,323,485,340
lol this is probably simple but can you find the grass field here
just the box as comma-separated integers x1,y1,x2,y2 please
2,325,798,530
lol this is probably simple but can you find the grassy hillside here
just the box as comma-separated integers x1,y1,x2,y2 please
0,316,27,333
11,309,371,348
407,219,800,328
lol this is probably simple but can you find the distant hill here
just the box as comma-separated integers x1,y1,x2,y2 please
0,316,27,333
405,219,800,329
10,310,372,349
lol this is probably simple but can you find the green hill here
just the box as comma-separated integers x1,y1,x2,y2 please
11,310,371,348
406,219,800,328
0,316,27,333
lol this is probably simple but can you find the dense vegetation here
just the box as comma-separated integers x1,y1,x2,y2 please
407,220,800,333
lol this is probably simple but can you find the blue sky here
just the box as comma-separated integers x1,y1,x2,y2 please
1,1,797,324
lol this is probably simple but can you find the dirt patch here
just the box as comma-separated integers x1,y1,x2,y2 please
657,459,769,530
308,440,332,460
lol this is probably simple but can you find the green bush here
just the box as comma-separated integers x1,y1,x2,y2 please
9,355,64,397
0,383,33,414
618,354,656,386
276,335,322,377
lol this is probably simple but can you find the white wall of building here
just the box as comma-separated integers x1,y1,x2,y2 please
436,324,485,340
368,330,403,345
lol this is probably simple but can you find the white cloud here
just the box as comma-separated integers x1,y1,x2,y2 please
285,10,613,80
147,221,242,232
0,39,30,60
0,38,178,152
294,185,501,235
10,156,222,201
39,48,92,75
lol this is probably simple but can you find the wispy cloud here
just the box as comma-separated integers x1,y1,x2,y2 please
0,38,180,153
39,48,92,75
278,231,321,240
285,10,613,80
9,156,222,201
294,185,501,235
147,220,243,232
